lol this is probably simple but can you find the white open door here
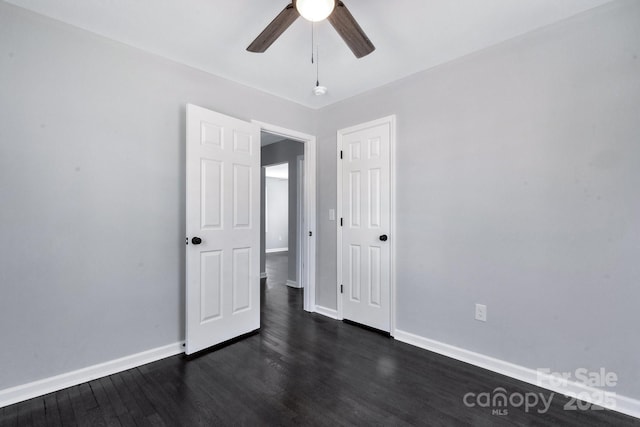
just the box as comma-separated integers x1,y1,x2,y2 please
338,116,395,332
186,104,260,355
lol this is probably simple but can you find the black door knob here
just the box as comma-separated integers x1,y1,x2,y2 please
379,234,388,241
191,237,202,245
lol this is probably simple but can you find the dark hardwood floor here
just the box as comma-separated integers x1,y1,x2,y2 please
2,252,638,426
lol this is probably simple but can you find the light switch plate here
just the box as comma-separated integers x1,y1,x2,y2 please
475,304,487,322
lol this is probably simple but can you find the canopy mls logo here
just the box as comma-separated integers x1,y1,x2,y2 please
462,387,554,416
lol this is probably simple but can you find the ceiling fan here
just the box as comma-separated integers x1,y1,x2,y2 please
247,0,375,58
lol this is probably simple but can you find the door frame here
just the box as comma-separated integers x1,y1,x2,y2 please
336,115,397,335
296,155,305,288
253,121,317,312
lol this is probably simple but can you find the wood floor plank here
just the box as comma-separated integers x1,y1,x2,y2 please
15,399,37,426
55,388,78,427
128,366,199,427
97,376,137,427
109,371,152,427
67,383,102,427
42,393,63,427
118,369,156,419
89,378,122,427
0,401,18,427
28,397,46,427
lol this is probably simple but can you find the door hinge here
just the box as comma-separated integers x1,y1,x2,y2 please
340,284,343,294
185,237,188,245
309,231,313,237
340,150,343,159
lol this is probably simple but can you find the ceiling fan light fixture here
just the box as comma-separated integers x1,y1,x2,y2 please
296,0,335,22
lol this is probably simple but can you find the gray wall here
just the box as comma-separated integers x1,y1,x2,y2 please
0,2,312,390
265,177,288,251
260,139,304,282
314,0,640,399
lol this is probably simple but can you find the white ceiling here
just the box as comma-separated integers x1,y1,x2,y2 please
261,131,288,147
6,0,614,109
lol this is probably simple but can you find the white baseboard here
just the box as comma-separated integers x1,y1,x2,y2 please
315,305,339,320
265,248,288,253
286,279,301,288
0,341,184,409
393,329,640,420
260,272,267,279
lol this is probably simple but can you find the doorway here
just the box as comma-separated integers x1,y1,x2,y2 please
263,157,300,295
255,122,317,313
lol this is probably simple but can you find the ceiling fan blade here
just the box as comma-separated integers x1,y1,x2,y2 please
247,3,300,53
327,1,375,58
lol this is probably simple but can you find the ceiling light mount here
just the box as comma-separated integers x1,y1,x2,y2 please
313,85,328,96
296,0,335,22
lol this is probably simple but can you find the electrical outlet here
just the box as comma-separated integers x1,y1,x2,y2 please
475,304,487,322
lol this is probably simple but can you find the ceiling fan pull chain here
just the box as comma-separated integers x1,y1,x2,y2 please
311,20,327,95
316,43,320,86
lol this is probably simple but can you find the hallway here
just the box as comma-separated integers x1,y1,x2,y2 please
264,251,289,289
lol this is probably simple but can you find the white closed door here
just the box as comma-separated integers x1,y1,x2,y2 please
186,104,260,355
339,117,393,332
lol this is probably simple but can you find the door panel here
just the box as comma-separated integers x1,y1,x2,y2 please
368,168,381,228
349,244,361,301
201,250,222,321
201,159,222,229
233,164,252,228
186,104,260,355
232,247,251,312
349,171,361,227
369,246,381,307
340,119,392,332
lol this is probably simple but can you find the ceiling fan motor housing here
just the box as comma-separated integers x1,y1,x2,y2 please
295,0,336,22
